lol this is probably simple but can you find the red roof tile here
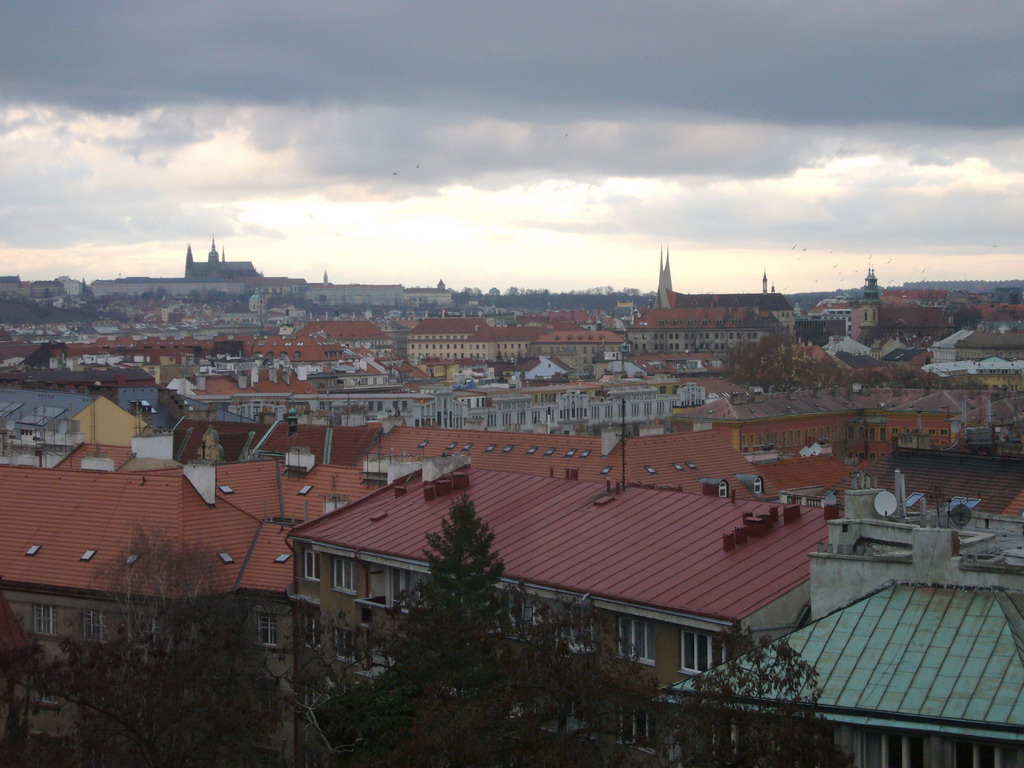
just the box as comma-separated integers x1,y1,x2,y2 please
256,424,381,467
0,464,295,596
375,427,771,499
758,455,854,493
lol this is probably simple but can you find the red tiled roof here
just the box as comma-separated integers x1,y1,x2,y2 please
174,420,264,464
409,318,485,335
534,330,623,344
842,448,1024,516
291,467,828,620
296,321,389,340
375,427,771,499
57,444,137,471
196,374,317,396
0,464,294,596
256,424,381,467
757,455,853,492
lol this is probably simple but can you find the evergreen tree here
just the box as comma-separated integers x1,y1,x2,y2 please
396,493,505,693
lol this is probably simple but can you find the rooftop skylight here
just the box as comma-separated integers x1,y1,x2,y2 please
298,485,313,495
219,485,234,494
81,550,96,561
25,544,40,556
218,552,234,564
275,553,292,563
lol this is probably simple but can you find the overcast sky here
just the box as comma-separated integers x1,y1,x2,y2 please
3,1,1024,293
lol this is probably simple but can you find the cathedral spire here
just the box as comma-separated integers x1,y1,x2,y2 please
656,246,674,309
763,268,768,295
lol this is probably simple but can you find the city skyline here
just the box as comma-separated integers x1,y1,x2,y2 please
3,2,1024,292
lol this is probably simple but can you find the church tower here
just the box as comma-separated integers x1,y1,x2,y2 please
857,267,881,337
762,269,768,295
185,244,194,278
208,238,219,265
655,246,674,309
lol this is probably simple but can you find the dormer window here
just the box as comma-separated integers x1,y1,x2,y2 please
753,476,764,495
718,480,729,498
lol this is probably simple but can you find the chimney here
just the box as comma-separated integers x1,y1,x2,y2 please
184,463,217,504
422,454,471,482
81,455,116,472
237,371,248,389
132,432,174,460
600,428,620,457
195,373,206,390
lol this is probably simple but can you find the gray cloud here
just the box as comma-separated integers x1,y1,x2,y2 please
4,1,1024,129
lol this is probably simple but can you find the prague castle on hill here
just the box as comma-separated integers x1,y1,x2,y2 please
183,239,259,280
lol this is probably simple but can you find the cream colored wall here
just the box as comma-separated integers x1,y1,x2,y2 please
75,398,139,446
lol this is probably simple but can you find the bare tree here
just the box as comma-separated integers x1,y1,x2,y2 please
41,533,283,768
670,626,851,768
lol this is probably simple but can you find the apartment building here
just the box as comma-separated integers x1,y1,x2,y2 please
289,464,830,689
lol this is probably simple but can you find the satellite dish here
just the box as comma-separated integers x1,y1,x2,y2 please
874,490,898,517
949,502,972,529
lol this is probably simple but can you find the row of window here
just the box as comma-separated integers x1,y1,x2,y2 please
303,550,356,593
34,602,283,649
33,604,108,641
618,618,716,673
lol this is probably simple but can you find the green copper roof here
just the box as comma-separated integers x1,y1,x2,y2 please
789,585,1024,728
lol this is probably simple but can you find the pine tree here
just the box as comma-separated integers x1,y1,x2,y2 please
397,494,505,693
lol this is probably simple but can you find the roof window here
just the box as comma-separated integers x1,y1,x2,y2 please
502,445,514,453
484,444,496,453
673,463,685,471
418,440,429,448
462,443,473,451
526,446,538,455
125,554,140,566
447,442,457,450
600,466,612,475
275,553,292,563
580,450,591,458
685,461,697,469
544,447,556,456
218,552,234,564
298,485,313,495
565,449,577,457
81,550,96,561
25,544,41,556
644,465,657,474
219,485,234,494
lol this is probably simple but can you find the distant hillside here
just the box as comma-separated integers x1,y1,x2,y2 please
0,298,98,324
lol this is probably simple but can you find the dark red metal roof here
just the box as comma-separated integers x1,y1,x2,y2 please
291,467,828,621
